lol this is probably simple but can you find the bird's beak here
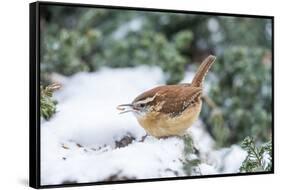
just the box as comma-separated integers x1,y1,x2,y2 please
117,104,134,114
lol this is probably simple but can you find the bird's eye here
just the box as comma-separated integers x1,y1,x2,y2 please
139,103,145,108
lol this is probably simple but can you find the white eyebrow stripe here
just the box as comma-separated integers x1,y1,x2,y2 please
136,94,158,105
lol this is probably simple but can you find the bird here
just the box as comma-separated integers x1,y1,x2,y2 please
117,55,216,138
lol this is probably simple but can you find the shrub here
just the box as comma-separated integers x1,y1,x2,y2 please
201,47,272,146
240,137,272,172
40,83,61,120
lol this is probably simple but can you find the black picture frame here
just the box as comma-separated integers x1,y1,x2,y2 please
29,1,274,189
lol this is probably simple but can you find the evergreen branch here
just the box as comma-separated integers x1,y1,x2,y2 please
40,83,61,120
240,137,272,172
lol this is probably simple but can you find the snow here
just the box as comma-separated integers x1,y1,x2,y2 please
41,66,247,185
188,120,215,154
221,145,248,173
198,163,218,175
262,151,271,170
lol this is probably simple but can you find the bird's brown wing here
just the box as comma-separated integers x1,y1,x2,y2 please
133,85,202,115
155,85,202,115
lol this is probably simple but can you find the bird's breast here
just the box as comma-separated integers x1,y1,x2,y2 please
136,100,202,138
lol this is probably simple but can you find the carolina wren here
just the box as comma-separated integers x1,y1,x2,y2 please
117,55,216,138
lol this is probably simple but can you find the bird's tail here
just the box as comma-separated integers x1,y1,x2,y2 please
191,55,216,87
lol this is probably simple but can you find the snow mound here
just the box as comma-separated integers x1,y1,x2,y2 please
41,66,246,185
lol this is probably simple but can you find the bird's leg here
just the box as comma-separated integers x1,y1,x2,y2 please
140,134,148,142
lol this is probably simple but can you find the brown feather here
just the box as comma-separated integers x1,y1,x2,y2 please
191,55,216,87
133,85,202,116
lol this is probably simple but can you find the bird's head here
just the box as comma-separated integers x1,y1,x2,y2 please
117,94,157,116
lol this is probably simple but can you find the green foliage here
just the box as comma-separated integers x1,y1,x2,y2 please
174,30,193,51
41,25,101,77
40,83,60,120
93,30,189,84
40,6,195,84
182,134,201,175
209,108,230,148
201,47,272,146
218,17,272,49
239,137,272,172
